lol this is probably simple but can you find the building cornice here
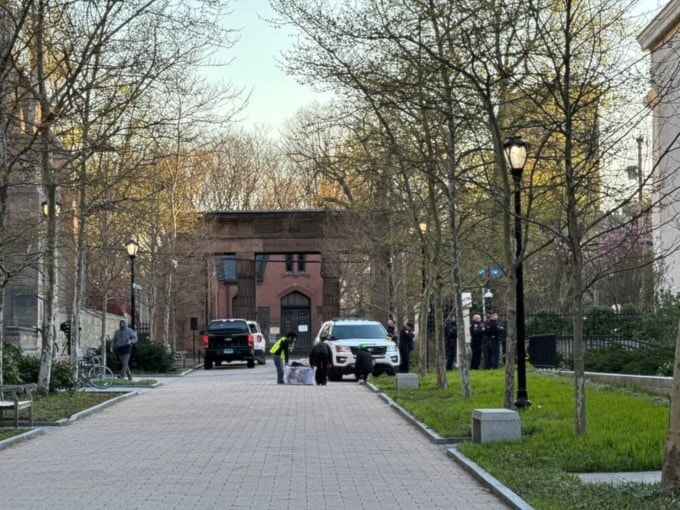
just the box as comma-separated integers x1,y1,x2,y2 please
638,0,680,51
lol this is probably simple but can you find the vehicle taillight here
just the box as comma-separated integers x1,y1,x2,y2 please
202,334,209,348
247,333,254,347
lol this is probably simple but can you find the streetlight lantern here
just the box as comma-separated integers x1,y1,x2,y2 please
503,136,531,409
126,238,139,330
41,201,62,217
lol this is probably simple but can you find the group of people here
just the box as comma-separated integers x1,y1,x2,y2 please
469,313,504,370
270,312,504,386
270,330,374,386
394,312,505,373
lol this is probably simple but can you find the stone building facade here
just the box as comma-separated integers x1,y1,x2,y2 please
174,210,345,354
638,0,680,294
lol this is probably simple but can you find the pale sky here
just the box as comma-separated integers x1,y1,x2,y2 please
223,0,328,134
221,0,666,134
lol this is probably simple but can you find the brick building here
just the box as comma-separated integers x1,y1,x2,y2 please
175,210,348,354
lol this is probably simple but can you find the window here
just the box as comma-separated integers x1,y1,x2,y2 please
285,254,294,272
217,255,237,283
297,253,306,273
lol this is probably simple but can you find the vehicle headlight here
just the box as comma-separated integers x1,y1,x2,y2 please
386,343,397,353
335,345,351,353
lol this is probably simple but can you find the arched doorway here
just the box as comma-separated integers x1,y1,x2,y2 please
281,291,311,353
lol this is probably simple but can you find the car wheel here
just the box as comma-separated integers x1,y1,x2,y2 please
256,350,266,365
247,358,255,368
204,357,213,370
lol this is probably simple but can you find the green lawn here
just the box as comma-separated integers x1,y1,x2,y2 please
372,369,680,510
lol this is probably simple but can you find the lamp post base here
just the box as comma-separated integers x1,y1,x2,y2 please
514,392,532,409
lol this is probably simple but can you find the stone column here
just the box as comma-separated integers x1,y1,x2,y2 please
319,254,340,321
234,252,256,320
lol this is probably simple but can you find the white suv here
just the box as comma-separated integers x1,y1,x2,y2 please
314,318,400,381
246,320,267,365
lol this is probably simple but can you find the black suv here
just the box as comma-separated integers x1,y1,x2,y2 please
203,319,256,369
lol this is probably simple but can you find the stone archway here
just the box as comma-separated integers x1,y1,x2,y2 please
176,211,349,348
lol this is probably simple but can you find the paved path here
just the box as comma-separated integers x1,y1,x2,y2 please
0,366,509,509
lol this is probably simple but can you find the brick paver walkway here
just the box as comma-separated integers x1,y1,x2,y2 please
0,365,509,509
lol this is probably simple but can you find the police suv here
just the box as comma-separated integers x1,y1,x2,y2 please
314,318,400,381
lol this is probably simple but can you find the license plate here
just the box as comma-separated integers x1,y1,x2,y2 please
223,348,233,354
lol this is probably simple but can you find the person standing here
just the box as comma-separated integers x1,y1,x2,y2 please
309,338,332,386
112,319,138,381
484,313,503,369
270,331,296,384
445,317,458,371
386,319,398,343
398,321,415,373
469,314,484,370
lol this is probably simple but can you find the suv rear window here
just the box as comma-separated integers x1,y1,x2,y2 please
332,324,387,339
208,320,249,334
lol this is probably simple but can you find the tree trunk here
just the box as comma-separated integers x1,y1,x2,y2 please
661,314,680,486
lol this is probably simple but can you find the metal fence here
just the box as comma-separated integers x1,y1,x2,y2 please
528,334,658,369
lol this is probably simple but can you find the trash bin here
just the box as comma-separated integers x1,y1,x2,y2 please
528,334,557,368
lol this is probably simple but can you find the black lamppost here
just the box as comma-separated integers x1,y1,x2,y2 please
504,137,531,409
419,221,428,368
126,238,139,330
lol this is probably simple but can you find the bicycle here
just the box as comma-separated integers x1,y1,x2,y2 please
77,356,114,389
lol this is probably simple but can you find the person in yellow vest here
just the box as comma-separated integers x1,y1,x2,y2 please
270,331,296,384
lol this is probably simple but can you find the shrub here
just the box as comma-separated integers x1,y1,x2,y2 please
16,353,77,392
1,342,24,384
51,360,78,390
106,341,172,373
526,311,572,337
561,345,674,375
128,341,173,373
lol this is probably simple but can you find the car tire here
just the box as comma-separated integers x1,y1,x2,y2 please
247,358,255,368
256,350,266,365
204,357,213,370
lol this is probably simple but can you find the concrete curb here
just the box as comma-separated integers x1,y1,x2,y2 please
0,428,48,451
65,390,144,424
447,446,534,510
367,382,533,509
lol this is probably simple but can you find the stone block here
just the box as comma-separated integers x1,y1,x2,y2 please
396,373,419,390
471,408,521,443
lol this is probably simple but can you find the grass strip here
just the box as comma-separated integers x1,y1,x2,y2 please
372,369,680,509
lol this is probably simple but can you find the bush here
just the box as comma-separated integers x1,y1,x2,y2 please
107,341,173,373
526,311,572,337
560,345,674,375
1,342,24,384
15,352,78,392
134,342,173,372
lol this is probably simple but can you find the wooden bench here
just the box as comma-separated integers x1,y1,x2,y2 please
0,384,37,428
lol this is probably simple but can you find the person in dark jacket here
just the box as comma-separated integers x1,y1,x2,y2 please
270,331,296,384
484,313,503,369
386,319,398,343
398,321,415,373
469,314,484,370
354,343,374,384
445,317,458,371
111,319,138,381
309,339,332,386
